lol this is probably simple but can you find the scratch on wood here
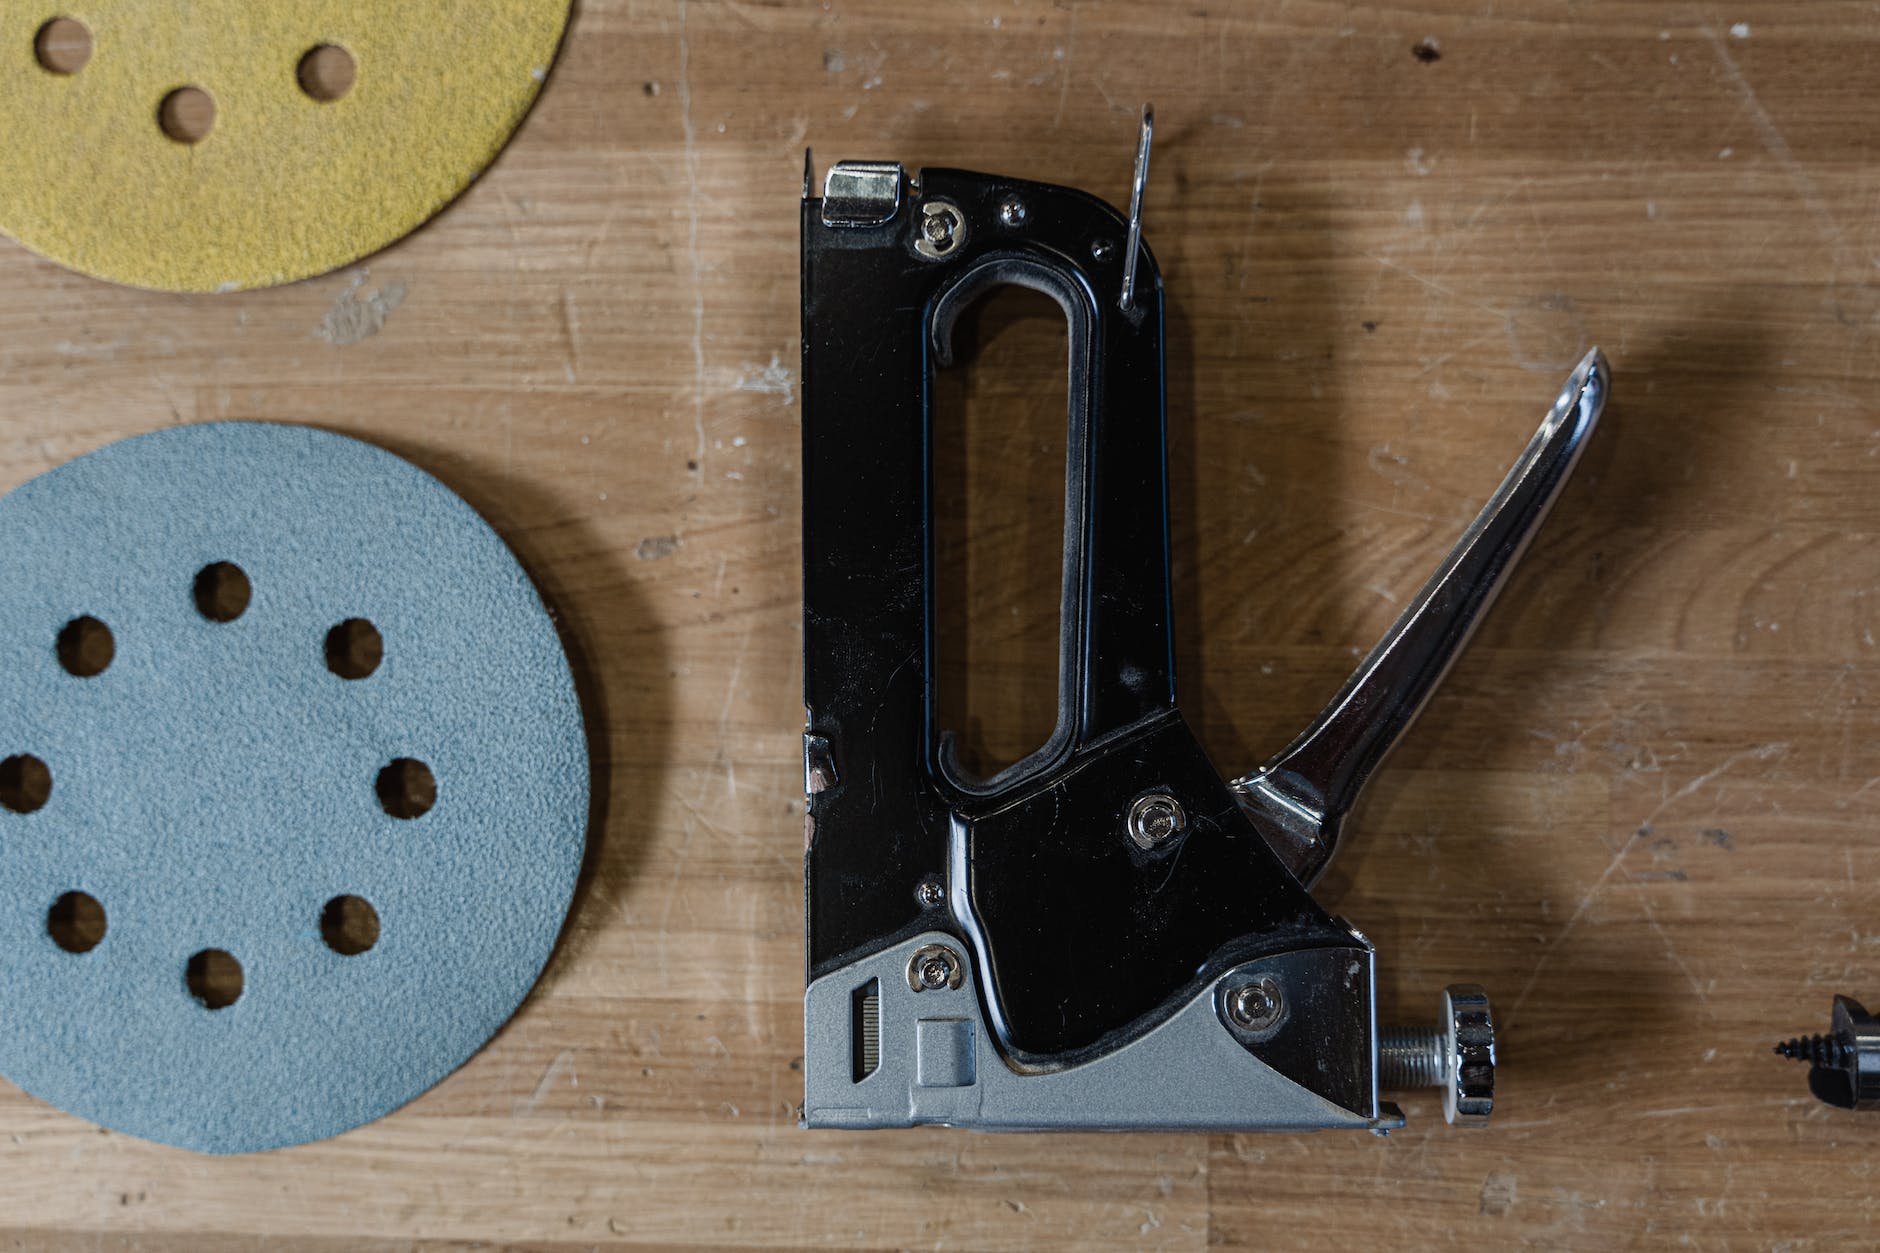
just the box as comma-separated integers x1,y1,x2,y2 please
1701,27,1862,274
677,0,706,474
512,1048,577,1117
1508,743,1788,1025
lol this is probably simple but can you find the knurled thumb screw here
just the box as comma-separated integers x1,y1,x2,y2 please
1378,984,1495,1126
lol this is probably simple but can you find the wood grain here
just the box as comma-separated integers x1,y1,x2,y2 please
3,1,1879,1247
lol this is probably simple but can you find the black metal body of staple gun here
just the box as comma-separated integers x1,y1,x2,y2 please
799,109,1610,1133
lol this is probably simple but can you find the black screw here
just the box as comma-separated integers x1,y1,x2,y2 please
1774,1034,1849,1068
1774,994,1880,1110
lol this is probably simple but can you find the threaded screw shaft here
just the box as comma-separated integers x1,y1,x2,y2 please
1379,1027,1446,1089
1775,1033,1849,1068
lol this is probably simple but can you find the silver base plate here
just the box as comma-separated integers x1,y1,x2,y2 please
804,932,1394,1133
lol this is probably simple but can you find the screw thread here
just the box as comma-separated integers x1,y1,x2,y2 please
1378,1027,1446,1090
1774,1033,1848,1068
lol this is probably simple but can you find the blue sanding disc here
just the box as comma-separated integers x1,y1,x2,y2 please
0,423,588,1153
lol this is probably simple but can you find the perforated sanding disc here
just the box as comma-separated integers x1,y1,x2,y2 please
0,3,570,291
0,423,588,1152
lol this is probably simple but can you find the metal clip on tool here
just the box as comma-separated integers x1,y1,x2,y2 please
799,109,1610,1133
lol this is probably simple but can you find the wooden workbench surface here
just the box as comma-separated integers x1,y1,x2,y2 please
2,2,1877,1247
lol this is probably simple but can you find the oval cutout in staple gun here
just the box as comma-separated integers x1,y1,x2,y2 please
929,282,1074,784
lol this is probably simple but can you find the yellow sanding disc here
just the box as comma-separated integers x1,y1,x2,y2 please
0,4,570,291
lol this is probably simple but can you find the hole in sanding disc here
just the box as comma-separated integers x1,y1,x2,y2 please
375,758,436,820
158,86,217,144
57,615,114,678
33,18,91,75
325,617,382,680
186,949,243,1010
0,754,51,814
193,561,251,622
298,44,356,102
48,891,106,953
321,895,379,956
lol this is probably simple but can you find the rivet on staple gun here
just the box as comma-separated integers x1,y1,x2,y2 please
798,107,1610,1133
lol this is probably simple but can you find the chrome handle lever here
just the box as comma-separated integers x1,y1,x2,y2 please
1232,348,1611,887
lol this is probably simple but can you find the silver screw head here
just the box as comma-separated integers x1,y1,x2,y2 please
906,943,964,993
1227,978,1285,1032
998,196,1027,227
1126,792,1186,849
915,202,966,258
1090,238,1116,261
916,877,946,908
